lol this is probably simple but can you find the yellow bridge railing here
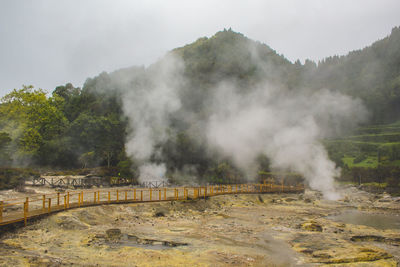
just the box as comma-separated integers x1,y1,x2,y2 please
0,183,304,227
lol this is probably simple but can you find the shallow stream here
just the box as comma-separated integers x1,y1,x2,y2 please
328,210,400,230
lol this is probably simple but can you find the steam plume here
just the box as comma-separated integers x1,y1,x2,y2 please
120,55,184,182
206,83,367,199
111,47,367,199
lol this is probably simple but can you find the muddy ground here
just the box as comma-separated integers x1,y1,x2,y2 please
0,186,399,266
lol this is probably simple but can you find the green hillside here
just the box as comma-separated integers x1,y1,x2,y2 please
310,27,400,123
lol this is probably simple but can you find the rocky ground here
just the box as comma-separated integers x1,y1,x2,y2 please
0,186,399,266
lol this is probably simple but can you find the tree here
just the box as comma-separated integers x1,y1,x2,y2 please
0,132,12,166
0,86,68,163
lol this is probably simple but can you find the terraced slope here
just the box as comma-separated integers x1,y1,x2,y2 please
325,121,400,169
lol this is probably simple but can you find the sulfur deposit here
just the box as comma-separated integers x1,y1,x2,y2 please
0,187,399,266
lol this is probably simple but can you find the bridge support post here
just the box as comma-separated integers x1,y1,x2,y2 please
23,202,27,226
48,198,51,213
42,195,45,210
0,201,3,222
24,197,29,212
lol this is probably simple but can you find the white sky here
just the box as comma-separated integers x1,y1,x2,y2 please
0,0,399,96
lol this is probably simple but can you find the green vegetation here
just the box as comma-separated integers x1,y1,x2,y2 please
324,120,400,190
0,168,39,190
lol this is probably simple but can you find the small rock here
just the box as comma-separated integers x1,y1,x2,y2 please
301,221,323,232
106,228,122,241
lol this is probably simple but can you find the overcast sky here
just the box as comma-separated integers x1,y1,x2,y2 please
0,0,399,96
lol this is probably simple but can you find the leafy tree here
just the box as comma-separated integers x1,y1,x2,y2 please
0,86,68,163
0,132,12,166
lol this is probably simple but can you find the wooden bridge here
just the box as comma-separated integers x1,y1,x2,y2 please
32,176,169,188
0,183,304,227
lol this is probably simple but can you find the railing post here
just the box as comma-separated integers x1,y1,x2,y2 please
140,190,143,201
67,192,70,208
108,192,111,203
81,191,84,205
185,189,188,200
94,192,96,203
48,198,51,213
26,197,29,212
125,191,127,201
57,192,60,206
78,193,81,207
164,188,166,200
281,179,284,192
159,189,161,200
0,201,3,222
134,189,136,201
204,187,207,198
117,190,119,202
64,195,67,209
23,202,27,226
150,188,152,201
98,191,100,202
42,195,46,210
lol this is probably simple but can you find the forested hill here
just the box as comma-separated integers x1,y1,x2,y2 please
172,29,297,88
309,26,400,123
1,27,400,184
165,27,400,123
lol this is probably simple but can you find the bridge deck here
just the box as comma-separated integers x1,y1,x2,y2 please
0,183,304,227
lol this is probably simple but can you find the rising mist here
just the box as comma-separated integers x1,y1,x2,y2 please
100,32,368,199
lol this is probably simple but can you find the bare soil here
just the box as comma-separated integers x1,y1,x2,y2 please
0,186,399,266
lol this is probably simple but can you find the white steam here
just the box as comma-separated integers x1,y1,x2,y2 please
206,83,367,199
138,163,167,183
121,55,184,181
114,52,367,199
